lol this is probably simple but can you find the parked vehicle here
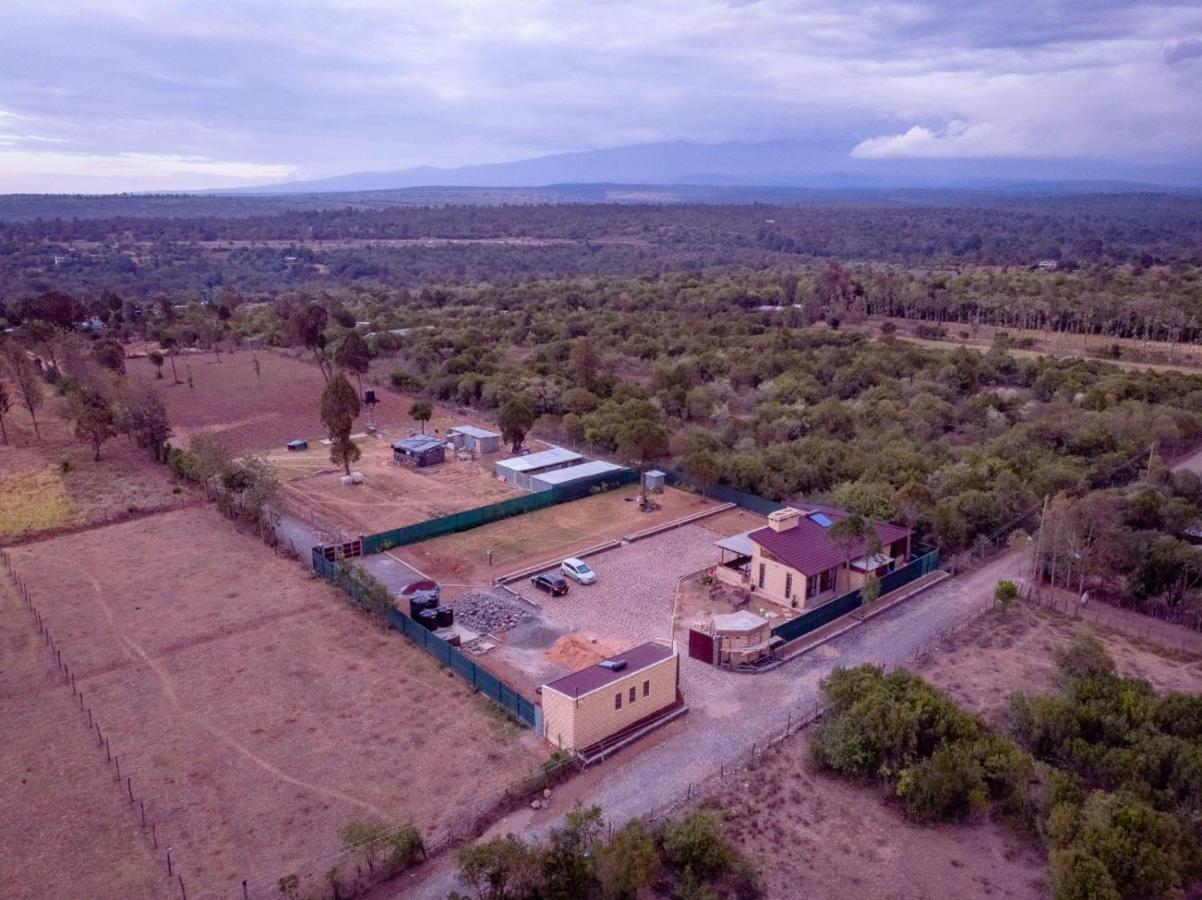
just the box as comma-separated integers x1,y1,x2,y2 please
531,572,569,596
560,557,596,585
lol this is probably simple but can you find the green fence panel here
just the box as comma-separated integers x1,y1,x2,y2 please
770,550,941,644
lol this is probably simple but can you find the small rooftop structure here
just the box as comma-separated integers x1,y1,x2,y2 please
529,460,625,492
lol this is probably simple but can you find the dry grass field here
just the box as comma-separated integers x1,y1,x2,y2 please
0,381,194,543
5,506,543,898
0,578,169,900
270,436,519,536
398,484,721,586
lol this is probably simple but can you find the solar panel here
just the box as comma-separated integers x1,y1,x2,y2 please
810,512,833,527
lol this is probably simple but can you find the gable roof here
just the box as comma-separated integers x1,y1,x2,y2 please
542,641,675,700
748,505,910,577
392,436,444,454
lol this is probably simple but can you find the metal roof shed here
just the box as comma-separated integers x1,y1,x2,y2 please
493,447,584,490
448,424,502,454
528,460,625,493
392,436,446,468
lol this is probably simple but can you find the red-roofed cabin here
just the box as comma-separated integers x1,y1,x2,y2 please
540,640,680,753
718,505,910,610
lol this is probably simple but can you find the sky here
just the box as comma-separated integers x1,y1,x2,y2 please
1,0,1201,193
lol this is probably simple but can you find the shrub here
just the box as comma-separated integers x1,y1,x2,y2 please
390,369,422,392
895,744,988,821
661,811,733,881
1053,635,1115,682
994,579,1018,608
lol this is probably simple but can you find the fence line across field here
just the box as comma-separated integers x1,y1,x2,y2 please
0,548,193,900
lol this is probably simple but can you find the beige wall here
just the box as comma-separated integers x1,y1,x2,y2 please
542,652,678,751
750,548,812,606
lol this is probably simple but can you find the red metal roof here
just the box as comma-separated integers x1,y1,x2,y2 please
542,641,675,699
748,507,910,577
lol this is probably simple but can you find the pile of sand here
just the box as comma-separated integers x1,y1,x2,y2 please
545,633,622,670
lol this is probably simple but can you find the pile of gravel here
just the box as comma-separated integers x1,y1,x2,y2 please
455,591,531,634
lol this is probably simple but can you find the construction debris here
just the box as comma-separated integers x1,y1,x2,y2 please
455,591,530,634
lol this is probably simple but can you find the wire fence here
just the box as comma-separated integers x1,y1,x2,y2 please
0,548,193,900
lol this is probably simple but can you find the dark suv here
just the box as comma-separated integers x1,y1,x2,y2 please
531,572,569,596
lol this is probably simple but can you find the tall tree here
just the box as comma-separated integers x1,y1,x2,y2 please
828,513,882,593
93,337,126,374
148,349,165,379
498,397,535,454
1,342,44,439
408,401,432,434
334,332,372,395
160,334,181,383
617,413,668,497
321,372,361,475
67,385,116,461
0,379,9,444
292,303,330,380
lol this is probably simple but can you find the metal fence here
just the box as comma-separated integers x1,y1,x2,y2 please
312,549,537,726
660,468,782,516
770,548,941,643
360,467,638,555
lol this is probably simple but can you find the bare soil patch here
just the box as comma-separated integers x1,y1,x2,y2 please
714,740,1047,900
921,602,1202,728
6,506,543,896
270,436,519,536
400,485,718,587
0,578,169,900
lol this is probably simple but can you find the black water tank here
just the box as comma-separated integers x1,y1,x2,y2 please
436,605,453,629
417,609,439,630
410,594,437,618
364,389,377,404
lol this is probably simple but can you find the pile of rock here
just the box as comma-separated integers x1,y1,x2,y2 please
456,591,530,634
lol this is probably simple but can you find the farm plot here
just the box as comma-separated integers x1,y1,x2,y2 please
0,383,193,543
0,578,168,900
127,348,493,455
269,436,520,536
5,506,542,898
399,485,723,588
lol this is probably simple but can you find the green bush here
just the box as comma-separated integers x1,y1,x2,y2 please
896,744,988,821
661,811,733,882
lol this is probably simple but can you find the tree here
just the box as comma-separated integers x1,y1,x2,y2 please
160,335,181,383
616,414,668,498
828,513,881,593
116,381,172,462
335,331,372,394
67,385,117,461
595,819,658,900
456,833,543,900
321,372,361,475
499,397,535,453
1,341,44,439
994,579,1018,611
93,338,126,374
252,353,262,387
148,349,165,379
861,571,881,607
292,303,330,379
0,379,8,444
409,401,432,434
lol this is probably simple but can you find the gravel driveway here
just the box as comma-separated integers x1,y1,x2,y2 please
397,548,1026,899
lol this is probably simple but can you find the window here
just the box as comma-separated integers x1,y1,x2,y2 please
643,680,650,697
614,692,622,710
784,572,793,598
757,563,766,589
806,575,818,598
629,686,636,704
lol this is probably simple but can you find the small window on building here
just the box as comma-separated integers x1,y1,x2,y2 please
643,680,650,697
614,692,622,710
806,575,818,598
629,686,636,703
757,563,766,589
785,572,793,597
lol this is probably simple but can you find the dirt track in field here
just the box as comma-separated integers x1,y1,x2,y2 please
5,506,542,898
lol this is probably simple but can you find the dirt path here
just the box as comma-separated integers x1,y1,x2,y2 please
393,550,1025,899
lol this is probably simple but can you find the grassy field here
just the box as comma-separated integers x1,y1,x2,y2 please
6,506,543,898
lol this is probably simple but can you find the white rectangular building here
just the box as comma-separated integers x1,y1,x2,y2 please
529,460,625,492
494,447,584,490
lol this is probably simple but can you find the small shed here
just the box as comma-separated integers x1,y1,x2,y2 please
448,424,502,455
528,460,625,493
540,640,680,753
392,436,446,468
643,469,666,493
711,610,780,667
494,446,583,490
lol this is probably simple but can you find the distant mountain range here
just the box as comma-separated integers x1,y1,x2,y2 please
217,139,1202,195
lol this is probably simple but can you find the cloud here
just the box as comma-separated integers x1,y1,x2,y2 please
0,149,297,193
0,0,1200,188
1164,37,1202,64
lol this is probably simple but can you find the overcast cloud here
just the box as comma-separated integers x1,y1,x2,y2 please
1,0,1200,192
